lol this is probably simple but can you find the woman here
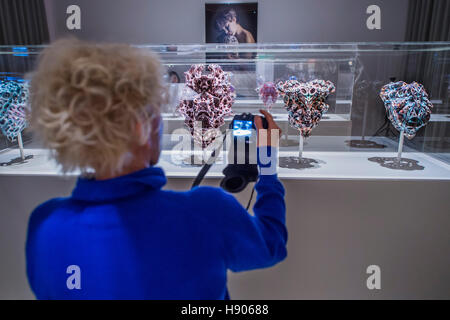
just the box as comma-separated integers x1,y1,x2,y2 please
168,70,180,83
26,39,287,299
215,8,256,44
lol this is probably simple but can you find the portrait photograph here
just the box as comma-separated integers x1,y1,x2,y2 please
205,3,258,44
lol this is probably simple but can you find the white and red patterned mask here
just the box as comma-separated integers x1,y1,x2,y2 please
178,64,235,148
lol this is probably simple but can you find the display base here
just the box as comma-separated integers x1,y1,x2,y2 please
171,154,224,167
1,148,448,181
0,155,33,167
345,139,386,149
279,156,323,169
182,155,205,167
368,157,424,171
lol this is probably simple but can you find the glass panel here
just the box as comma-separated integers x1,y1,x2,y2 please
0,43,449,180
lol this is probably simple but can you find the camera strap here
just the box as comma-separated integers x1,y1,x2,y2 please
191,134,227,189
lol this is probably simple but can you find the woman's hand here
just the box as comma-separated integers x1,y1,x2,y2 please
254,109,282,148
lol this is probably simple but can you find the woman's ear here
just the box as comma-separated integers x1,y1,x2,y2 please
134,119,150,146
150,114,162,134
148,114,163,166
134,113,162,148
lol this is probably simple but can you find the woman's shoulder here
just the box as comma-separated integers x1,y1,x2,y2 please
161,186,235,211
182,186,231,202
161,185,228,199
28,197,71,228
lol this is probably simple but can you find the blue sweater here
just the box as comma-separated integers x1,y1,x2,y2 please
26,150,287,300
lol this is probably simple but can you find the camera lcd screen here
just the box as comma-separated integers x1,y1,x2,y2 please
233,120,253,137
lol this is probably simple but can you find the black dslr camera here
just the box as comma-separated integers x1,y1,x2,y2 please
220,113,268,193
191,113,268,193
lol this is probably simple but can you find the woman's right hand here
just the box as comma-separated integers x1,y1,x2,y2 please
254,109,282,148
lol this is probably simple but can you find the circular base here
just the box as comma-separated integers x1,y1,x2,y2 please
170,154,223,167
345,139,386,149
0,154,34,167
279,156,322,169
368,157,424,171
181,155,206,167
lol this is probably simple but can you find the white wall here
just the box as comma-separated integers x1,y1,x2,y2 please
1,176,449,299
43,0,409,44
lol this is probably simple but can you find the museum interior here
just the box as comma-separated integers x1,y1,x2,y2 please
0,0,449,300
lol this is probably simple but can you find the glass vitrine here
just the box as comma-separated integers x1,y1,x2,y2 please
0,43,449,180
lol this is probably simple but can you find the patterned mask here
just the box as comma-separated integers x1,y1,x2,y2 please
277,78,335,137
0,80,29,141
178,64,235,148
256,82,278,110
379,81,433,139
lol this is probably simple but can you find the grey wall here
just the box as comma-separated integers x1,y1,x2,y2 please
1,175,449,299
5,0,447,301
43,0,409,44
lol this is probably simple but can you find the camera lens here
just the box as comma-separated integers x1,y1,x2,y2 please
220,175,247,193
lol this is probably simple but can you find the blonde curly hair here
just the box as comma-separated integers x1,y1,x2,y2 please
30,38,167,175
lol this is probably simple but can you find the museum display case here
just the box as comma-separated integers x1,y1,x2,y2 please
0,42,449,180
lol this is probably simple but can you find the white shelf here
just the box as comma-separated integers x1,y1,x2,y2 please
161,113,350,122
232,99,352,105
1,147,449,181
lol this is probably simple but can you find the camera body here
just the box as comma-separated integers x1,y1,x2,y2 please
220,113,268,193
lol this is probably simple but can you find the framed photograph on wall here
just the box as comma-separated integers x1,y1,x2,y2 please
205,3,258,44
